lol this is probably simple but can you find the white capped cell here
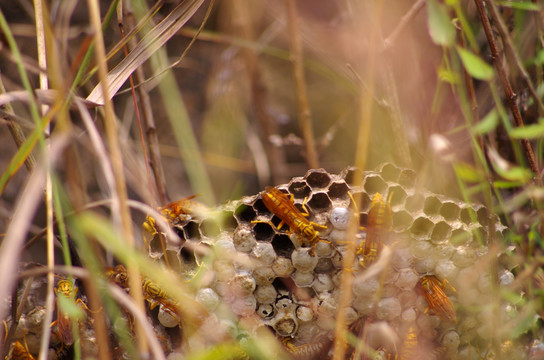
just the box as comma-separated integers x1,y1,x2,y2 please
255,284,277,304
401,308,417,322
329,207,351,230
195,288,220,311
452,247,477,268
312,273,334,293
376,297,401,321
272,256,294,277
233,225,256,252
291,270,314,287
253,266,275,285
292,248,319,272
252,242,277,265
442,330,460,350
314,241,334,258
395,268,419,291
296,305,314,322
435,260,459,281
499,270,515,287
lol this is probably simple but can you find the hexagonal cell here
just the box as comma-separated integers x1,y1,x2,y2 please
398,168,417,188
271,234,295,257
305,169,332,189
405,194,424,213
430,221,452,244
450,228,471,246
219,211,238,231
460,206,474,225
257,304,276,319
200,219,221,238
476,205,488,226
410,217,434,239
233,225,257,253
328,181,350,200
342,166,365,186
253,222,275,241
329,207,351,230
379,162,401,182
148,234,166,259
471,225,488,245
234,204,257,223
363,175,388,195
272,256,295,277
164,249,182,273
440,201,461,222
423,196,442,217
388,185,407,208
288,180,311,199
252,198,270,215
308,192,332,213
183,221,201,241
392,210,413,231
349,191,371,213
314,258,333,273
272,315,298,337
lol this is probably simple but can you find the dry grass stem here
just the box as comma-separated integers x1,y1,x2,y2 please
473,0,540,179
285,0,319,169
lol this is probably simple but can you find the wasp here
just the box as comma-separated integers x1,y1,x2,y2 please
6,340,35,360
356,192,392,268
282,336,330,360
398,326,417,360
105,264,129,288
52,278,91,347
256,187,328,254
107,265,181,324
416,275,457,323
143,195,207,237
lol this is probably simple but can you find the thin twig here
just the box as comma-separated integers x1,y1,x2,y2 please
473,0,540,179
117,6,157,206
123,2,169,205
0,76,36,172
380,0,425,52
485,0,544,115
86,0,143,357
235,0,288,184
285,0,319,169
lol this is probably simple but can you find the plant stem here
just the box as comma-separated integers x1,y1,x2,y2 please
473,0,540,180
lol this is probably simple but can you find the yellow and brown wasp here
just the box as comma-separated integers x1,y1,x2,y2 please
398,326,418,360
416,275,457,323
356,192,392,267
106,265,181,325
282,336,331,360
52,278,91,347
6,340,35,360
257,187,328,254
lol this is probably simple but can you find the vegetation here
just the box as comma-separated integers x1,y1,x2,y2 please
0,0,543,359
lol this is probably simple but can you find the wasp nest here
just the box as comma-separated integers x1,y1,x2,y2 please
141,163,533,359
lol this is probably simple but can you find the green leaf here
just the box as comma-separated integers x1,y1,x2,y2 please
457,47,494,80
427,0,456,46
438,66,460,84
454,162,485,183
508,121,544,139
472,109,499,135
496,1,540,11
493,180,524,189
496,166,533,182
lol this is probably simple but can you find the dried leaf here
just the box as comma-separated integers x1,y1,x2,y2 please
86,0,206,105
